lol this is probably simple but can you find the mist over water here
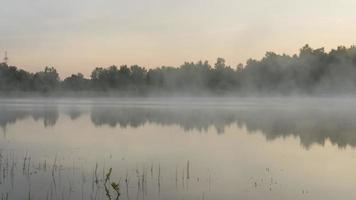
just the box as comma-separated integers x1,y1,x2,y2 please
1,98,356,200
1,97,356,148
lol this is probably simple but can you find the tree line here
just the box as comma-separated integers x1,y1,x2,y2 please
1,44,356,95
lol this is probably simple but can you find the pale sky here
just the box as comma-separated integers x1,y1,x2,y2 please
1,0,356,78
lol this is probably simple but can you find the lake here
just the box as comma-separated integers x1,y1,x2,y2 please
0,98,356,200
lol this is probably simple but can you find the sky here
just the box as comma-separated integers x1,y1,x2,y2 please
1,0,356,78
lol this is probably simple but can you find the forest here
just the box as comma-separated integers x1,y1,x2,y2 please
1,44,356,95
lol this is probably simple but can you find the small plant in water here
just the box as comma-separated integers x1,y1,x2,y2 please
111,182,120,199
104,168,121,200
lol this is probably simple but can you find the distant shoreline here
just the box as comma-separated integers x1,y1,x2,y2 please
2,45,356,95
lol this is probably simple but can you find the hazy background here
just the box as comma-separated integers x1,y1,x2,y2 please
1,0,356,78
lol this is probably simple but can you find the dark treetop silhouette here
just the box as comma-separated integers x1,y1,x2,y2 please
1,44,356,95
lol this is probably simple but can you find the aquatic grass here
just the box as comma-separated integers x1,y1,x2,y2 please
0,151,214,200
104,168,121,200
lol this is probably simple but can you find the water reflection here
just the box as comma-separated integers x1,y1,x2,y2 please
0,106,59,129
1,104,356,148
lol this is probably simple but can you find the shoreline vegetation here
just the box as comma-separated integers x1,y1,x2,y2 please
2,45,356,97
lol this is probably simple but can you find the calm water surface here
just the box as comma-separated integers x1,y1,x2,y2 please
0,98,356,200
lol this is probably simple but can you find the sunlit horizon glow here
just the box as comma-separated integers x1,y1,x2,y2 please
1,0,356,78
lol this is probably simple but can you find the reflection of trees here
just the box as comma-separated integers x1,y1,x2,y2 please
0,106,59,128
0,109,28,130
66,109,82,120
90,106,356,148
1,104,356,148
232,108,356,148
90,107,234,134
